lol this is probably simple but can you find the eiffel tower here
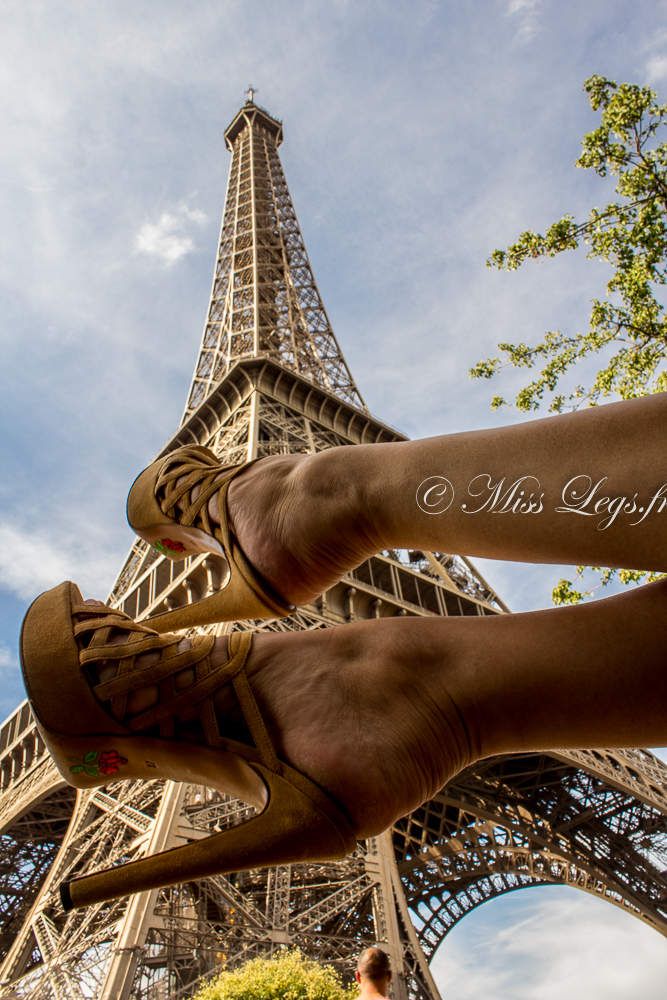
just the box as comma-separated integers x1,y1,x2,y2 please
1,96,665,1000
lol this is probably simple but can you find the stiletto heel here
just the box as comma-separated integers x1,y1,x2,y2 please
20,582,356,911
145,580,284,633
126,446,293,629
60,766,352,910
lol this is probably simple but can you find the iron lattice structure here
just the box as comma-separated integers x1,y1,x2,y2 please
1,99,665,1000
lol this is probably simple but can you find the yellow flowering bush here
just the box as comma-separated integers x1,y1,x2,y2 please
191,948,357,1000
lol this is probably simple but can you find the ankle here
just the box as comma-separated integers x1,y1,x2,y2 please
299,447,384,553
224,453,304,530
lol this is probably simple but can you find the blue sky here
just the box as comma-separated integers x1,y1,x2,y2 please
1,1,666,995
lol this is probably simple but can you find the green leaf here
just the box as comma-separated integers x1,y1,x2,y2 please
473,73,667,601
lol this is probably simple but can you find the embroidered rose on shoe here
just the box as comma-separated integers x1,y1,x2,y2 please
70,749,128,777
154,538,187,555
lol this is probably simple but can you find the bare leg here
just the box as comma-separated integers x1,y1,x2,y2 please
106,578,667,837
252,577,667,834
226,394,667,604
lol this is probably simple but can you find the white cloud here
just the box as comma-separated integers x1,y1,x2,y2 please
0,523,122,603
134,203,207,265
505,0,542,42
434,889,667,998
0,644,21,720
646,54,667,83
0,644,17,671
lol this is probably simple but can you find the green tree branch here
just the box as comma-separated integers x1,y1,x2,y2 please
470,75,667,602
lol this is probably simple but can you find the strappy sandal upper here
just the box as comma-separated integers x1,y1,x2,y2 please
126,445,293,630
20,581,355,911
151,445,241,549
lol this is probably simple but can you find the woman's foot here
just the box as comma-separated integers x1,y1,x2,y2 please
35,577,667,851
217,448,382,607
244,617,474,835
132,444,382,618
86,600,473,836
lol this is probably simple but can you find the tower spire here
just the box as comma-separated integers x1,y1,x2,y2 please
183,99,364,424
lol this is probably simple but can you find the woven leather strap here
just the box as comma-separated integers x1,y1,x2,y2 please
72,605,276,766
154,446,256,542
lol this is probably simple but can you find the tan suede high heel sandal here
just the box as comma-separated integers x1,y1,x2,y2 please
126,445,294,631
20,581,355,911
